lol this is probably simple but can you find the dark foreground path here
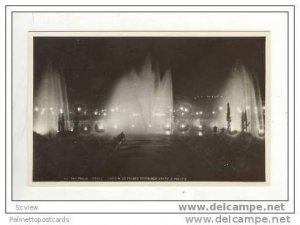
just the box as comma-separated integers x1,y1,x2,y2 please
33,133,265,181
101,135,217,181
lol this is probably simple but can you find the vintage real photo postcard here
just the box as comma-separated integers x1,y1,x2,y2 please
29,32,268,184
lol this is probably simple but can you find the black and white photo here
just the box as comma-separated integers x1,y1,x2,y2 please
32,34,266,182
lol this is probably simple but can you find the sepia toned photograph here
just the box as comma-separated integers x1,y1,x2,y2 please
31,33,266,183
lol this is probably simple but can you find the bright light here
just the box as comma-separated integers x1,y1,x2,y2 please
34,107,39,112
184,108,189,112
59,108,63,114
84,127,88,131
212,111,216,115
95,122,105,132
198,131,203,136
181,112,185,116
200,111,203,115
196,112,199,115
180,106,184,111
49,107,53,111
111,108,115,113
165,130,171,135
113,124,118,129
97,123,104,130
218,106,223,111
103,112,107,116
77,107,82,112
180,124,186,128
198,125,202,129
94,111,98,115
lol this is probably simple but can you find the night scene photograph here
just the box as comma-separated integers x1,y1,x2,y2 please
32,35,266,182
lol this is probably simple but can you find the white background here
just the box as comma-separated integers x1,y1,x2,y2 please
9,6,289,202
1,1,298,225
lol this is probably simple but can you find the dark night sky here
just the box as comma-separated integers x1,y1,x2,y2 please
34,37,265,108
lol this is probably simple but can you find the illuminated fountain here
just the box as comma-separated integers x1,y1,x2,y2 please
215,62,265,137
33,65,71,135
103,59,173,134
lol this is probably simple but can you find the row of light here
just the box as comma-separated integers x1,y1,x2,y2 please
35,104,265,118
93,121,172,131
79,121,218,138
179,106,189,112
193,95,224,98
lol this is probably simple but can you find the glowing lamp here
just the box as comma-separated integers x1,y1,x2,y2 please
178,122,189,132
165,130,171,135
258,128,265,137
81,124,91,134
95,123,105,133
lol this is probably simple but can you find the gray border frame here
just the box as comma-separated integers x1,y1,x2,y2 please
5,5,296,214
